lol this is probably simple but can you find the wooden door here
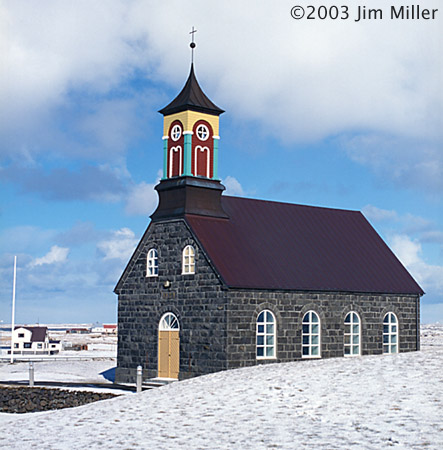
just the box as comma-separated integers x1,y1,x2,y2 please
158,330,179,379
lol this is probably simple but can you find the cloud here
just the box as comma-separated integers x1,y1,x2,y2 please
362,205,398,223
390,235,443,300
30,245,69,267
223,176,244,196
0,164,127,202
55,222,101,247
363,205,435,235
343,134,443,194
96,228,138,261
125,181,159,216
1,1,441,194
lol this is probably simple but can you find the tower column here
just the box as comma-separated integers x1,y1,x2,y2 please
183,132,193,176
162,136,169,179
212,136,220,180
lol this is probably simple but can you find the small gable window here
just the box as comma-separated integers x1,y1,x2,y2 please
344,312,361,356
302,311,321,358
256,310,276,359
182,245,195,274
196,124,209,141
147,249,158,277
383,312,398,354
171,124,182,141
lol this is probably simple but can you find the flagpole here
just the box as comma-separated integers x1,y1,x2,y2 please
10,256,16,364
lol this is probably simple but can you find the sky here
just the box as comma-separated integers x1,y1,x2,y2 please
0,0,442,324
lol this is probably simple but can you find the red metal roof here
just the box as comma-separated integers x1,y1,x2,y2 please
185,196,424,295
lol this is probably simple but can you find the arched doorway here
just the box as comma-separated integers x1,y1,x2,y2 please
158,313,180,379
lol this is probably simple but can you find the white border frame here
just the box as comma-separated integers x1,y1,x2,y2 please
383,312,398,354
344,311,361,357
302,310,321,358
256,309,277,360
182,245,195,275
146,248,158,277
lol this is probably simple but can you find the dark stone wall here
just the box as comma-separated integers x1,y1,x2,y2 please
0,386,116,413
116,218,420,382
116,219,228,383
226,290,420,370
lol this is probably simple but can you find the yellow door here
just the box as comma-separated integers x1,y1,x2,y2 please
158,330,179,379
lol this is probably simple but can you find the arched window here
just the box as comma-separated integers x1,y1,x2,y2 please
182,245,195,274
344,312,361,356
302,311,321,358
383,312,398,354
256,310,276,359
147,249,158,277
159,312,180,331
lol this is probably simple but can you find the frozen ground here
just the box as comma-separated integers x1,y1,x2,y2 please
0,324,442,449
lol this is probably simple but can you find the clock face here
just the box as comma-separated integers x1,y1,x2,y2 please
171,124,182,141
196,124,209,141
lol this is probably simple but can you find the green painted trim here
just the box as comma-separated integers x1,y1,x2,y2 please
162,139,168,179
212,138,219,180
183,134,193,176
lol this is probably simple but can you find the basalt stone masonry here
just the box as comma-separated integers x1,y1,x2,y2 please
116,219,228,383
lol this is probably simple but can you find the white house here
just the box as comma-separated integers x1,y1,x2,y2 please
10,326,61,355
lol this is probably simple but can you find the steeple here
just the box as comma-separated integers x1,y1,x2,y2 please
151,33,228,222
159,64,224,117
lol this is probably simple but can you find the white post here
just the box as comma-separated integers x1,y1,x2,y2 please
136,365,142,393
10,256,17,364
29,361,34,387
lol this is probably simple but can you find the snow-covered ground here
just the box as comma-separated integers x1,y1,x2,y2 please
0,324,442,449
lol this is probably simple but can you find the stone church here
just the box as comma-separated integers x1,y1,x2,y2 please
115,59,423,383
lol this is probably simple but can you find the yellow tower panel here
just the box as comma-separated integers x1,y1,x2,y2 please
163,111,219,137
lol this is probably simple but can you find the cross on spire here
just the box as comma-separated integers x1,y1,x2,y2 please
189,26,197,63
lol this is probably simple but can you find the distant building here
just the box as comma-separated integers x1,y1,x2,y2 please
10,326,61,355
103,324,117,335
66,327,91,334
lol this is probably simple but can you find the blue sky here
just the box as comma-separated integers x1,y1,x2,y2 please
1,1,442,325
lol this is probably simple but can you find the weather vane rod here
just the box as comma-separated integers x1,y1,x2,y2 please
189,26,197,64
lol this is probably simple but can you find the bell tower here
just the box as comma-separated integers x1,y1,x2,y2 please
151,31,228,221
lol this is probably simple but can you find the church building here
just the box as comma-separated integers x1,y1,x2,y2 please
115,50,423,383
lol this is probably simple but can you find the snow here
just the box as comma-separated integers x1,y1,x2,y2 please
0,325,442,449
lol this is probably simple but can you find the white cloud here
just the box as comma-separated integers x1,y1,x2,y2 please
390,235,443,294
1,1,441,192
363,205,434,235
223,176,244,197
362,205,398,223
125,181,159,216
30,245,69,267
97,228,138,261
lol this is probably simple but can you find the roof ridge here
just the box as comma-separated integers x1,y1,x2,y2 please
221,195,360,214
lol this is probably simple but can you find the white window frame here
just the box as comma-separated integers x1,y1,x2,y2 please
182,245,195,275
168,146,182,178
194,145,210,178
302,311,321,358
171,124,182,142
196,124,209,141
147,248,158,277
256,310,276,359
159,312,180,331
344,312,361,357
383,312,398,354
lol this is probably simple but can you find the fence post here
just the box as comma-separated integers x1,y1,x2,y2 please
136,365,142,393
29,361,34,387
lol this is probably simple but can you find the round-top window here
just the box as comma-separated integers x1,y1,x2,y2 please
196,124,209,141
171,124,182,141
